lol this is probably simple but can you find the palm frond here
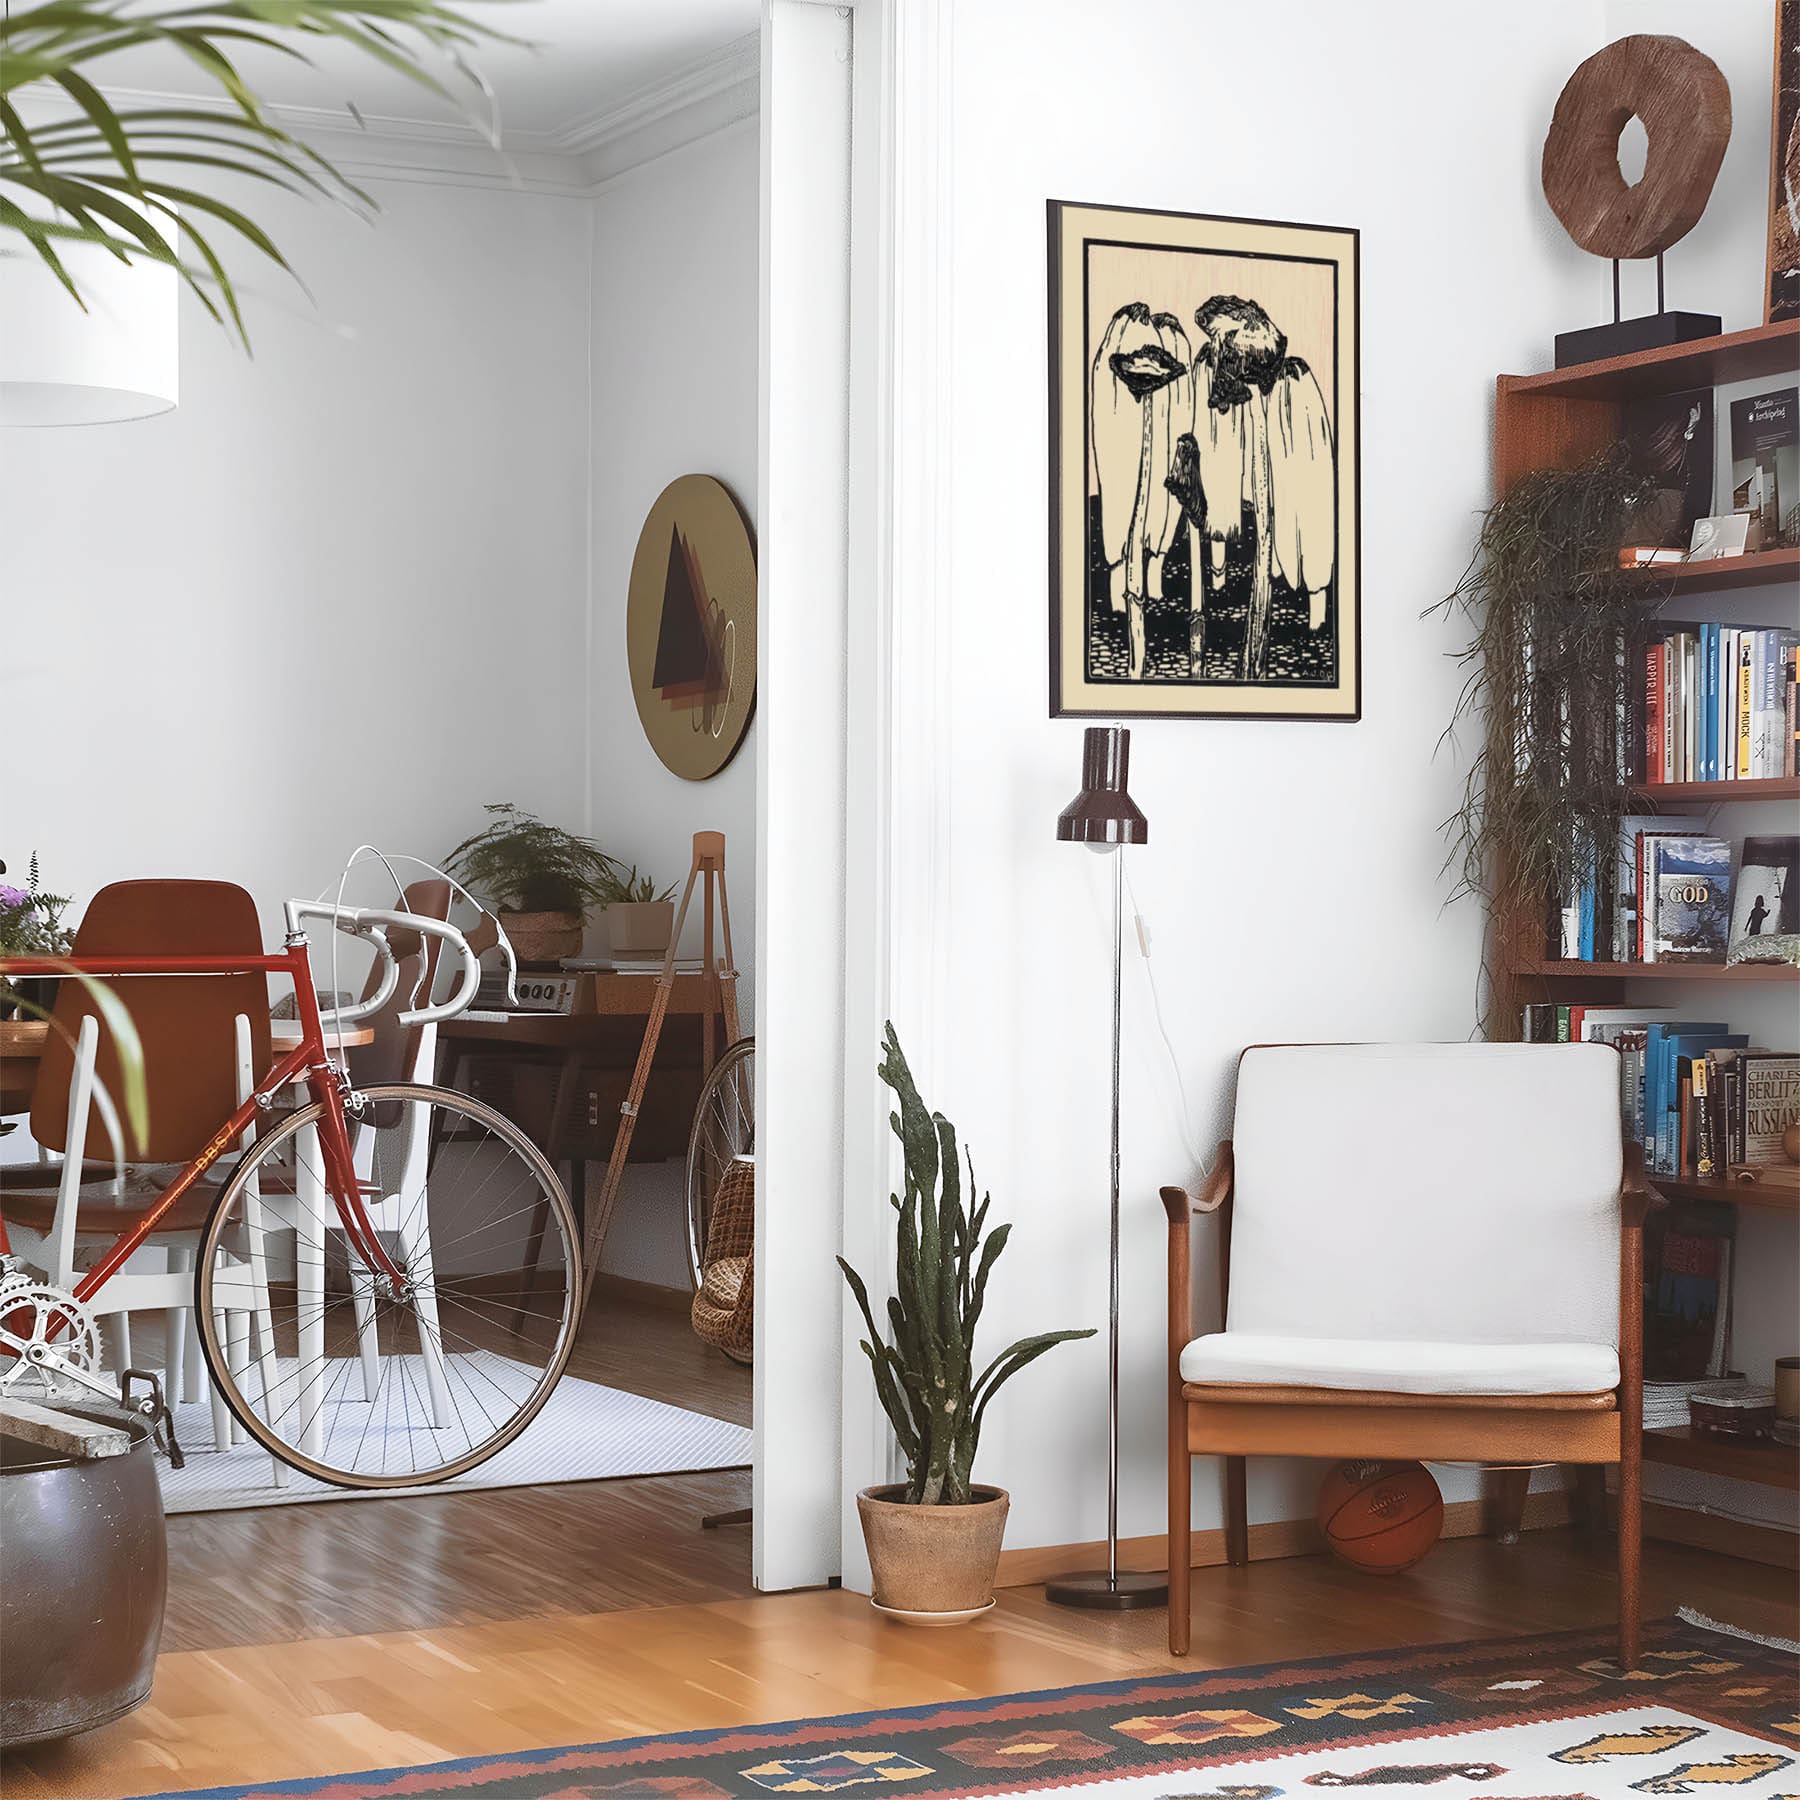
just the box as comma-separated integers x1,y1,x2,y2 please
0,0,521,346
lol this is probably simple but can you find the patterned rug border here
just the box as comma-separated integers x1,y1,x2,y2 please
129,1612,1794,1800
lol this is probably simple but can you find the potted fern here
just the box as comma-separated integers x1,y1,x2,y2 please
445,805,619,967
838,1025,1094,1623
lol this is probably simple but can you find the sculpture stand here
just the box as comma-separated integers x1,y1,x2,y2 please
1554,252,1720,367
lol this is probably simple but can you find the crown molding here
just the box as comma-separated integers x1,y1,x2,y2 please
13,32,761,196
555,31,760,162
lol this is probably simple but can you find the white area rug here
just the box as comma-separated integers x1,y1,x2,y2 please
155,1365,751,1513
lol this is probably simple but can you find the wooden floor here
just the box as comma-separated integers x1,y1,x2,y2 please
7,1299,1798,1798
7,1531,1796,1800
160,1284,755,1651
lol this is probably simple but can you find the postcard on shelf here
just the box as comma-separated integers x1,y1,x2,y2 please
1687,512,1752,560
1730,387,1797,550
1623,387,1714,548
1728,835,1799,955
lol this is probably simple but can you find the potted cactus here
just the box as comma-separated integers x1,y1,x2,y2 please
838,1025,1094,1623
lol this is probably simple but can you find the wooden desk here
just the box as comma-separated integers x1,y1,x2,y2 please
437,973,734,1258
0,1019,372,1117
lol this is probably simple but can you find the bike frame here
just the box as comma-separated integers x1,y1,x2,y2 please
0,937,406,1299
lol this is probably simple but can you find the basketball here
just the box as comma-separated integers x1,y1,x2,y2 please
1315,1460,1443,1574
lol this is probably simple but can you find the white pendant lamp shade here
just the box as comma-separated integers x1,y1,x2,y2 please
0,214,179,426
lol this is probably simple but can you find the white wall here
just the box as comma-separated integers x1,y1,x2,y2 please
585,119,763,1285
880,0,1666,1557
2,177,592,923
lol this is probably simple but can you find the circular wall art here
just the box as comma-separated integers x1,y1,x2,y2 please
625,474,757,782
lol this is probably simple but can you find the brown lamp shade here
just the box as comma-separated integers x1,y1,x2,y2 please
1056,726,1148,847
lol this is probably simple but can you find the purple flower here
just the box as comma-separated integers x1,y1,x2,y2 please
0,885,31,910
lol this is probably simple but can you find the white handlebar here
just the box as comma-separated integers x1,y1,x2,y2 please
283,900,488,1028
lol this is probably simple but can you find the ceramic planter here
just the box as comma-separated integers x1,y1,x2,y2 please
856,1484,1009,1624
0,1405,166,1746
605,900,675,959
499,909,585,969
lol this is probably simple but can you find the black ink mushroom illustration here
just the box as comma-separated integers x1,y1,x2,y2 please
1091,303,1193,678
1165,294,1335,681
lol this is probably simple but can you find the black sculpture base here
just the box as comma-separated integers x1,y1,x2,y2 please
1044,1568,1169,1610
1554,311,1722,369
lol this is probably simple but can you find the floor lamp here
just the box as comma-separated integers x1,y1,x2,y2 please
1046,725,1166,1611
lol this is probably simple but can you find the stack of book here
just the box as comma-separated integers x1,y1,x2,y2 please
1549,829,1797,967
1521,1004,1800,1182
1640,625,1800,783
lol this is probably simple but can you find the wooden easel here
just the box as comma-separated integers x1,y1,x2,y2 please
580,831,740,1312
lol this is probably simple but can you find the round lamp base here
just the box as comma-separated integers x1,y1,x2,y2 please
1043,1568,1169,1610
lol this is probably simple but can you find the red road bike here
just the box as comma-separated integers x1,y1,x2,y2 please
0,900,581,1488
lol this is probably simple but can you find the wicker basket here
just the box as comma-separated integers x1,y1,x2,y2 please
691,1156,754,1363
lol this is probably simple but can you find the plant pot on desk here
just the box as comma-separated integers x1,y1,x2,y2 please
499,909,585,969
856,1484,1008,1625
605,900,675,959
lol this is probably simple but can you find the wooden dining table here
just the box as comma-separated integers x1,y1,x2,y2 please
0,1017,374,1117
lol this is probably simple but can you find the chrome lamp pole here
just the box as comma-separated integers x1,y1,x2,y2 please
1045,725,1166,1611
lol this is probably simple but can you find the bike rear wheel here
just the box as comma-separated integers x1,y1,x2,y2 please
685,1037,755,1290
195,1082,580,1488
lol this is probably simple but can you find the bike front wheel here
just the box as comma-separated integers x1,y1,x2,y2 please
195,1082,581,1488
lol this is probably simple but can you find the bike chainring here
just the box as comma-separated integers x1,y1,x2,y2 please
0,1278,104,1398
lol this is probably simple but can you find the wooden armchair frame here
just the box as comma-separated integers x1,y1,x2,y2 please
1161,1140,1651,1668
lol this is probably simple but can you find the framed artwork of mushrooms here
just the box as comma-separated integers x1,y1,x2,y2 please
1048,201,1360,721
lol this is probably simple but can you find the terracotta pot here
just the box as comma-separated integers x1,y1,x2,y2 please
605,900,675,959
856,1484,1008,1621
499,909,585,969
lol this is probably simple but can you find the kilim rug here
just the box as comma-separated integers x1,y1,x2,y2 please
133,1612,1797,1800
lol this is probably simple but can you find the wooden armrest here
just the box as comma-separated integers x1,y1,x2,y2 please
1620,1140,1662,1229
1161,1142,1233,1222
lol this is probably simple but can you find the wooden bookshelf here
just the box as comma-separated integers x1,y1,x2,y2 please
1628,775,1800,804
1648,1174,1800,1215
1501,318,1800,404
1490,324,1800,1561
1512,959,1800,983
1626,546,1800,595
1643,1425,1800,1491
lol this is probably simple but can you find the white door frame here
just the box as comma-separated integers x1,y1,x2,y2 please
754,0,953,1593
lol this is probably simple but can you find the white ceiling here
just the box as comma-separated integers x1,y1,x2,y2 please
94,0,762,148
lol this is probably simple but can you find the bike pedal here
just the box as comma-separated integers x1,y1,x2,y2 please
121,1367,185,1470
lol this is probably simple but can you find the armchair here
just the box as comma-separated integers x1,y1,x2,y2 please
1162,1043,1648,1667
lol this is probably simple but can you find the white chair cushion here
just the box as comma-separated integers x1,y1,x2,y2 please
1228,1044,1623,1349
1180,1332,1620,1396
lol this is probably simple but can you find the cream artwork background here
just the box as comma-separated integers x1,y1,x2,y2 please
1050,203,1360,721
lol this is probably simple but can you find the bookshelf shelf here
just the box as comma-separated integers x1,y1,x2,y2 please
1629,776,1800,803
1512,959,1800,983
1500,320,1800,403
1642,1425,1800,1491
1626,546,1800,596
1648,1174,1800,1215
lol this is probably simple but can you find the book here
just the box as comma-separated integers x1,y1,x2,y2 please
1739,1052,1800,1166
1643,1202,1736,1382
1728,835,1798,953
1750,629,1800,776
1729,387,1798,546
1624,387,1714,547
1616,814,1703,963
1646,836,1732,962
1737,635,1753,777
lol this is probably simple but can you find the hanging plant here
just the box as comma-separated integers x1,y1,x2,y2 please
1428,446,1668,1029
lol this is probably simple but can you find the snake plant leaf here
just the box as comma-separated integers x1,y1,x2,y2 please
839,1025,1093,1506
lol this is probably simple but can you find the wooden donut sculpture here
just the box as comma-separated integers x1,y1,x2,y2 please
1542,34,1731,261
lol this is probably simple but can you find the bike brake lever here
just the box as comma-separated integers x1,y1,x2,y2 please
121,1367,184,1469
